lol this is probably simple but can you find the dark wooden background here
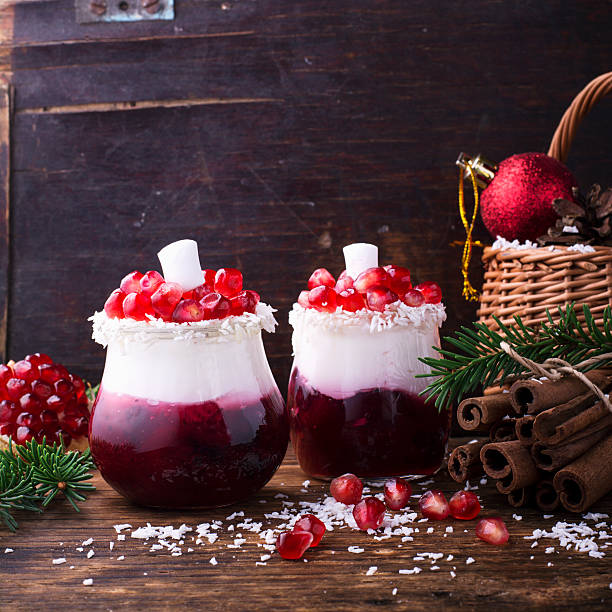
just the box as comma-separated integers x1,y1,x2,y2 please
0,0,611,392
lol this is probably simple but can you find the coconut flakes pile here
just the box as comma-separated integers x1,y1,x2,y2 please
491,235,596,254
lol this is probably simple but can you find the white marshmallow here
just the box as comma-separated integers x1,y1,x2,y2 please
343,243,379,280
157,239,204,291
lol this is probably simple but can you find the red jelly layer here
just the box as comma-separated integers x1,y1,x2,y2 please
90,389,288,508
288,368,450,479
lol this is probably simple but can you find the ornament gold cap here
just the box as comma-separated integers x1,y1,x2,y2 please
456,152,498,189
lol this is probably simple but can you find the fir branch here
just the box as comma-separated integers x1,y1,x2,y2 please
419,304,612,410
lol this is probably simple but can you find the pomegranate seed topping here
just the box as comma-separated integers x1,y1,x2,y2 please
416,281,442,304
201,292,231,320
353,497,386,530
54,379,74,398
449,490,481,520
418,490,450,520
476,517,509,545
182,290,194,300
307,268,335,290
123,292,154,321
19,393,42,414
0,364,12,386
7,378,29,401
203,269,216,289
308,286,337,313
25,353,53,367
0,423,14,437
41,409,59,429
15,426,34,444
31,380,53,400
230,290,260,315
366,285,398,312
276,530,313,560
0,400,17,423
330,473,363,505
172,299,205,323
192,284,213,301
71,375,86,398
46,395,65,412
292,514,326,547
151,282,183,320
214,268,243,297
16,412,39,429
383,477,412,511
120,270,143,294
13,360,38,383
353,267,389,293
335,275,354,293
104,289,127,319
336,288,365,312
297,290,311,308
64,416,89,437
402,288,425,307
384,265,412,295
140,270,164,297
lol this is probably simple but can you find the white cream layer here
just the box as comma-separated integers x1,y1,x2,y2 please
289,302,445,399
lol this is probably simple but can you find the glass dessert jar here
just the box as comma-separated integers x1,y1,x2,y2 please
287,243,450,480
90,312,287,508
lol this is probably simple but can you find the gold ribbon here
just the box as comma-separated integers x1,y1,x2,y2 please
458,163,482,301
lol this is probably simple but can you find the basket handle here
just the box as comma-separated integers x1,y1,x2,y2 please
548,72,612,163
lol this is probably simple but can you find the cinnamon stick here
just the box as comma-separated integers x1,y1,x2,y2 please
489,418,518,442
535,479,560,512
553,433,612,513
515,415,536,445
507,486,533,508
481,440,540,493
447,440,486,483
457,394,513,431
531,416,612,471
509,370,612,415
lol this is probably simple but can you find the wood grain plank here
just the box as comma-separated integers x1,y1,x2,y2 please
0,83,10,362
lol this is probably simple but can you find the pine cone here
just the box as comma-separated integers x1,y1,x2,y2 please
537,184,612,246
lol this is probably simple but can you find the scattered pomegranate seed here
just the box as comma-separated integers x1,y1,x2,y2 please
308,268,336,290
336,288,365,312
0,364,12,386
46,395,65,412
202,269,216,289
292,514,326,547
330,473,363,505
419,490,450,520
214,268,243,297
384,265,412,295
335,275,354,292
297,291,311,308
353,267,389,293
476,517,509,545
15,426,34,444
123,293,154,321
230,290,260,315
39,365,62,384
192,284,212,301
366,285,398,312
41,409,59,429
140,270,165,297
54,379,74,398
415,281,442,304
383,477,412,511
104,289,127,319
19,393,42,413
201,292,231,320
0,423,14,437
0,400,17,423
7,378,29,401
308,286,337,313
182,290,194,300
25,353,53,367
402,288,425,307
276,530,313,560
16,412,39,429
449,490,481,520
172,299,205,323
151,282,183,320
353,497,386,530
13,360,38,384
120,270,143,294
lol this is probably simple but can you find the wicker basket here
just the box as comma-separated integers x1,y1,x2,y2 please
477,72,612,330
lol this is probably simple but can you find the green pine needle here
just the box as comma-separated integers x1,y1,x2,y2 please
419,303,612,410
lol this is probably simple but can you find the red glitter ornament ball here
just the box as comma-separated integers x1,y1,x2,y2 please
480,152,577,242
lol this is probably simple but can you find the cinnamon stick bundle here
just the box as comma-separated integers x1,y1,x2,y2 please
515,415,536,446
457,394,513,431
481,440,540,493
554,434,612,513
535,479,560,512
447,440,486,483
489,418,518,442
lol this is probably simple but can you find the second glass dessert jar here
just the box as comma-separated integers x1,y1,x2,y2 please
89,310,288,508
287,304,450,480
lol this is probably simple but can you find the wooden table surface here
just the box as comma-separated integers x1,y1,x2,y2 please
1,442,611,611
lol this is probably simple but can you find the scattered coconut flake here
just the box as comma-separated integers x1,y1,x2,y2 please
399,567,422,575
491,236,539,251
114,524,132,533
109,542,114,551
4,548,13,554
82,538,93,546
52,557,66,565
450,571,456,578
430,566,440,571
392,588,398,595
366,566,378,576
445,526,453,533
82,579,93,586
545,547,555,554
76,547,84,552
87,550,95,559
563,226,579,234
466,557,475,565
584,513,609,521
117,555,125,561
446,554,454,561
513,514,523,521
427,527,434,534
210,557,218,565
348,546,365,553
302,480,310,488
543,515,554,519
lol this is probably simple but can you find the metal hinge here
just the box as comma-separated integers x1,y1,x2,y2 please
76,0,174,23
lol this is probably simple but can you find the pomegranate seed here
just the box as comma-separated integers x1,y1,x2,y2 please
13,360,38,383
25,353,53,367
64,416,89,437
193,284,213,301
0,364,12,386
0,400,17,423
54,379,74,398
336,288,365,312
330,473,363,505
202,269,216,289
214,268,243,297
292,514,326,547
31,380,53,400
307,268,335,290
308,286,337,313
384,265,412,295
449,490,481,520
230,290,260,316
41,409,59,429
46,395,65,412
40,364,62,384
71,375,85,398
416,281,442,304
172,299,205,323
383,477,412,511
7,378,29,401
0,423,14,437
15,426,33,444
403,288,425,307
123,292,154,321
353,497,386,530
366,285,398,312
182,290,194,300
276,530,313,560
120,270,143,294
201,292,231,320
418,490,450,520
354,267,389,293
297,290,311,308
104,289,127,319
476,517,509,545
16,412,39,429
19,394,42,414
335,275,354,293
151,282,183,320
140,270,164,297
